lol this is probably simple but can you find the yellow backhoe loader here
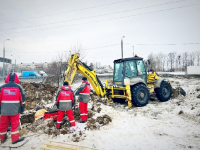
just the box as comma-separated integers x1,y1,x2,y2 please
64,53,172,108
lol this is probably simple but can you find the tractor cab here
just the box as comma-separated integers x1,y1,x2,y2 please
113,56,147,86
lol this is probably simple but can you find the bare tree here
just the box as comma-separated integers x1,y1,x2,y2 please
96,62,101,69
45,43,86,87
157,52,167,71
68,42,86,61
182,52,188,67
196,51,200,66
175,54,181,71
155,55,161,71
89,63,94,70
177,55,181,71
45,61,62,87
167,52,176,70
188,52,196,66
147,51,199,72
147,53,156,71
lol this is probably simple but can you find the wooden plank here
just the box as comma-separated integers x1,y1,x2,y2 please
44,143,83,150
40,140,100,150
40,146,59,150
48,140,99,150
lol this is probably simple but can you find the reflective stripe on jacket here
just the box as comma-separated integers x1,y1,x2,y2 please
56,86,74,111
0,73,25,116
79,81,90,103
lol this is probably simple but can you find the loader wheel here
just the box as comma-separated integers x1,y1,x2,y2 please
131,84,150,107
155,80,172,102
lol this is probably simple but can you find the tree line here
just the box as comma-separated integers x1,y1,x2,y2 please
147,51,200,71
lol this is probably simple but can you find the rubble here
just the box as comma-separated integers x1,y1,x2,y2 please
1,76,199,149
71,132,86,142
21,113,35,124
85,115,112,130
20,82,58,111
195,86,200,92
19,128,28,137
178,110,184,115
19,82,112,142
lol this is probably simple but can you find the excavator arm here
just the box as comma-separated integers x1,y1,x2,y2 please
64,54,105,97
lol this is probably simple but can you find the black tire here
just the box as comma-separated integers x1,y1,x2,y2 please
131,84,150,107
155,81,172,102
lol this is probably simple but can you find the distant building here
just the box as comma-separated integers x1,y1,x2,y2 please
19,62,48,70
6,62,49,73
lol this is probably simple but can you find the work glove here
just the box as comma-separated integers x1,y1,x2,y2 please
20,106,24,114
56,103,59,109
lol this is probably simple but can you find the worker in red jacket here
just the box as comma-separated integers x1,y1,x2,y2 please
75,77,91,123
0,73,25,144
55,81,76,130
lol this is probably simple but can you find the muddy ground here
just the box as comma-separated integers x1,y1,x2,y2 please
20,82,58,111
19,81,112,141
19,79,182,140
1,76,200,149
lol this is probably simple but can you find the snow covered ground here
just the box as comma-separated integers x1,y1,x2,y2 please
1,76,200,150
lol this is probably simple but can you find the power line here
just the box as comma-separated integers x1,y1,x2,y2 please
0,0,186,32
6,42,200,54
83,44,120,50
0,0,130,24
132,43,200,45
0,3,198,35
7,44,120,54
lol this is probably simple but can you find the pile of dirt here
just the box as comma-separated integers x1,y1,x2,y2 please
20,82,58,110
24,118,73,137
73,106,95,121
22,103,111,139
171,88,180,99
18,83,112,142
85,115,112,130
20,113,35,124
71,131,86,142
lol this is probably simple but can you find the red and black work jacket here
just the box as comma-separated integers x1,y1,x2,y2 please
0,73,25,116
55,86,75,111
77,81,91,103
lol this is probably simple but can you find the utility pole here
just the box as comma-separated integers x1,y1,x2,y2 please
178,55,181,71
3,39,10,78
15,59,16,72
121,36,125,59
133,46,134,56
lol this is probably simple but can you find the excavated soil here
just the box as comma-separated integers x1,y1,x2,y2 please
85,115,112,130
15,80,184,143
20,113,35,124
20,82,58,110
20,82,58,125
19,82,112,142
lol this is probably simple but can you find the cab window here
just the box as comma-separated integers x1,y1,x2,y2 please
114,62,123,81
136,60,146,75
125,60,137,78
136,60,147,82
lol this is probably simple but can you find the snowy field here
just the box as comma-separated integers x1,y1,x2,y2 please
1,76,200,150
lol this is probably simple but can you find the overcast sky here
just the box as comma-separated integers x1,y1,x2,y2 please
0,0,199,67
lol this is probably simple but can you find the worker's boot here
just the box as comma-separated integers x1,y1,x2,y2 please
12,137,25,144
0,134,7,143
